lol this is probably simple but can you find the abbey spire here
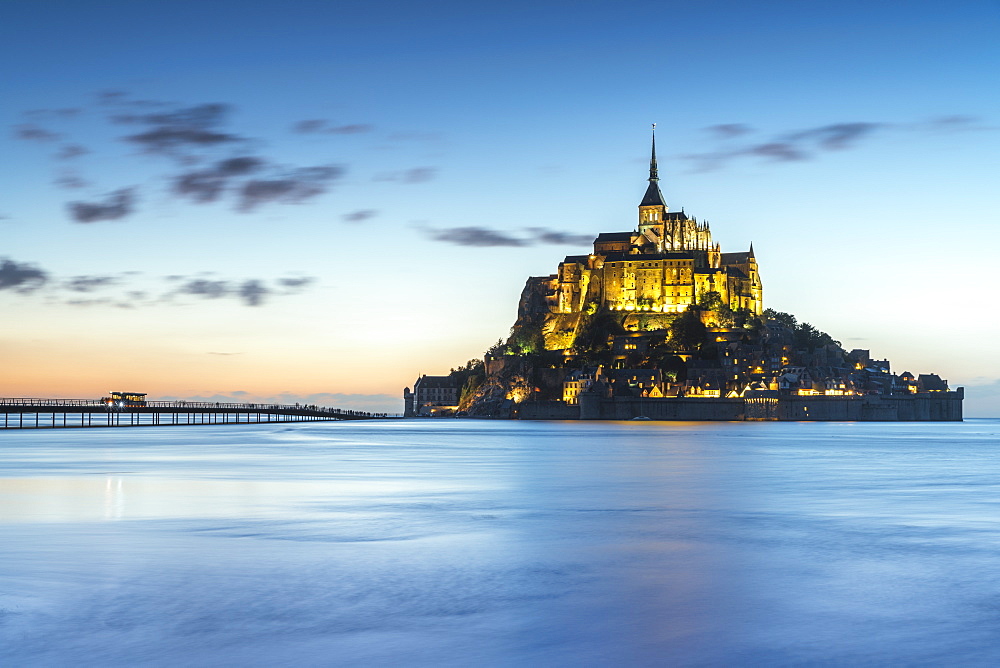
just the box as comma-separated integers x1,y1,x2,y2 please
639,123,667,208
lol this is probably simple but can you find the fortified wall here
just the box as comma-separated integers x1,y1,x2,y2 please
515,388,964,421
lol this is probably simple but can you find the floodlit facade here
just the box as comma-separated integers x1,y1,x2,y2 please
533,128,762,319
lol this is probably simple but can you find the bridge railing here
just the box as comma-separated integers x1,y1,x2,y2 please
0,398,103,407
0,398,398,418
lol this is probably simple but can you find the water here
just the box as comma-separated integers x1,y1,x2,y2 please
2,419,999,666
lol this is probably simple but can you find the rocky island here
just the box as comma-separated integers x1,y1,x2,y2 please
405,130,963,421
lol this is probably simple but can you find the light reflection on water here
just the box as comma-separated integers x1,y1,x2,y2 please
2,419,1000,666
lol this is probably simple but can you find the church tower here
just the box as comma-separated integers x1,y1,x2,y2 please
637,124,667,251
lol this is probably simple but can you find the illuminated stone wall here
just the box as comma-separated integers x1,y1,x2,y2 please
545,215,763,318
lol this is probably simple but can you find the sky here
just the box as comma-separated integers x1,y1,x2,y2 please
2,0,998,416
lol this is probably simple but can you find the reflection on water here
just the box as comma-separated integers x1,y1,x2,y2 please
2,420,1000,666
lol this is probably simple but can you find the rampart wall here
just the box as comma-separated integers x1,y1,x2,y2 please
547,388,966,422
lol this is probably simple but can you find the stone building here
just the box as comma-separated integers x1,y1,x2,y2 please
404,375,459,417
529,127,763,325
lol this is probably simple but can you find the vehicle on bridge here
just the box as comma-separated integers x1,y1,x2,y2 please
102,391,147,408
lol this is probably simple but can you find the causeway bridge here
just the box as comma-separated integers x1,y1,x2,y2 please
1,398,399,429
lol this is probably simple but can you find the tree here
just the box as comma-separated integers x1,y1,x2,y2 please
669,308,707,352
507,322,545,355
763,308,797,329
698,290,725,312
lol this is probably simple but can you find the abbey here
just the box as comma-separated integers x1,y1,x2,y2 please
406,129,962,422
536,127,762,318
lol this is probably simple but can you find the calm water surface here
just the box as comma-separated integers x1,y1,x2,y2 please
2,419,999,666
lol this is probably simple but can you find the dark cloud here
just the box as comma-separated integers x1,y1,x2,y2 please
744,142,807,161
169,275,316,306
177,279,230,299
54,171,90,189
292,119,373,134
342,209,377,223
236,165,344,212
786,122,884,150
67,188,136,223
64,275,119,292
237,280,269,306
13,123,61,141
56,144,90,160
685,120,897,169
423,225,594,248
277,277,315,289
376,167,436,183
173,156,266,203
0,258,48,292
424,226,529,247
402,167,436,183
329,124,371,134
705,124,753,139
293,120,325,133
24,108,81,120
96,90,128,105
525,228,595,245
17,92,438,221
0,255,315,307
684,116,985,170
927,115,981,130
96,90,168,109
114,103,245,155
64,297,116,307
174,155,341,212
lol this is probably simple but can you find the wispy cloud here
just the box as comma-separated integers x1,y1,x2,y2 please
173,156,265,203
54,171,90,189
0,258,48,292
237,165,345,212
421,225,594,248
63,275,119,292
375,167,436,183
525,228,595,245
23,108,81,120
424,226,529,247
55,144,90,160
12,123,61,142
15,90,441,222
113,103,246,157
167,274,314,307
705,123,753,139
276,277,315,290
67,188,136,223
342,209,377,223
0,256,315,308
292,119,373,134
686,116,985,170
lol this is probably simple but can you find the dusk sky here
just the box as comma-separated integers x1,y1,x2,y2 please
2,0,998,415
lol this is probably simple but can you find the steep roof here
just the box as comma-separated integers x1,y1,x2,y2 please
595,232,633,242
640,180,667,207
414,375,457,389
